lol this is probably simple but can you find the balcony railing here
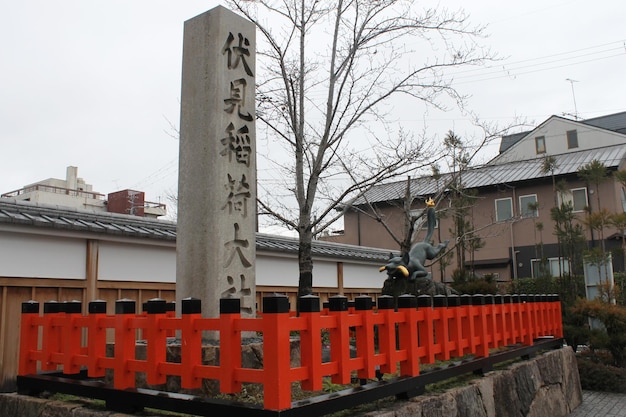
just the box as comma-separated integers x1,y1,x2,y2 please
1,184,105,200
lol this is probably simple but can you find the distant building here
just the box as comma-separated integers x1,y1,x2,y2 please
0,166,167,218
326,111,626,282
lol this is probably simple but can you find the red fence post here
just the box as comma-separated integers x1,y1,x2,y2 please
180,298,202,389
41,301,62,371
493,295,505,348
484,295,496,349
501,295,513,345
87,300,107,378
527,294,539,341
262,294,292,411
61,300,83,375
397,294,419,376
219,297,242,394
377,295,398,375
511,294,523,344
433,295,450,361
145,298,167,385
354,295,376,380
299,295,323,391
553,294,563,338
19,301,40,375
519,294,533,346
114,299,137,389
416,295,434,365
329,295,351,385
447,295,464,358
165,302,176,338
471,295,489,358
460,294,474,355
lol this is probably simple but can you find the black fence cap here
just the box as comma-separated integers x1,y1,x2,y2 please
355,295,374,311
460,294,472,306
398,294,417,309
182,297,202,315
378,295,395,310
115,299,136,315
417,294,432,308
44,301,61,314
220,297,241,314
472,294,485,306
433,294,447,307
263,294,290,313
329,295,349,312
89,300,107,314
299,294,320,313
22,300,39,314
447,295,460,307
62,300,82,314
146,298,167,314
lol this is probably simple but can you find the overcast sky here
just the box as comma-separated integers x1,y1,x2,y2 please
1,0,625,221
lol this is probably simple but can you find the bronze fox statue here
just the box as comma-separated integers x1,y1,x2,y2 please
379,198,448,282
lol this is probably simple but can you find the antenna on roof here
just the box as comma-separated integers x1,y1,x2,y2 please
565,78,579,120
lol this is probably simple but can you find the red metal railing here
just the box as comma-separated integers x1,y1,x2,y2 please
18,293,562,411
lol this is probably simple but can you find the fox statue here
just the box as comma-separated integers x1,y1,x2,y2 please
380,198,456,297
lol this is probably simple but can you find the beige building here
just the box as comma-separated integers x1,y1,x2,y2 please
1,166,167,218
326,112,626,282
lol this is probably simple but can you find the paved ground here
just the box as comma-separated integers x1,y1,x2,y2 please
569,391,626,416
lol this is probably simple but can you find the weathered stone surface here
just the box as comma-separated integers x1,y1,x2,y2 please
513,361,542,416
453,385,488,417
419,393,457,417
473,377,495,417
0,347,582,417
527,385,568,417
561,345,583,412
492,370,521,417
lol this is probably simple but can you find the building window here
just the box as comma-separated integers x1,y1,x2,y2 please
519,194,538,218
531,257,569,278
535,136,546,154
495,197,513,222
566,130,578,149
558,187,588,212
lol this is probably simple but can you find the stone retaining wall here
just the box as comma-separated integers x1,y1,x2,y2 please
0,346,582,417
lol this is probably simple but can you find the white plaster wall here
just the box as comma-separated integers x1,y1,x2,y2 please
255,255,298,286
255,255,338,287
313,260,338,287
98,241,175,282
0,231,85,279
343,263,384,289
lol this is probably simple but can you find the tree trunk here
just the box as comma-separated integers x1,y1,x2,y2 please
297,226,314,312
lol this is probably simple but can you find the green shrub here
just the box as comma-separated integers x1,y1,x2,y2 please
577,356,626,393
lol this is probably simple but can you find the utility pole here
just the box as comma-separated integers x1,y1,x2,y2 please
565,78,579,120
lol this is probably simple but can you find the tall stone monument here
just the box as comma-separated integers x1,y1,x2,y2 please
176,6,256,319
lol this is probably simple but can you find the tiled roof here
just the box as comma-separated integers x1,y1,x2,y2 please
0,199,390,262
351,143,626,206
497,111,626,153
582,111,626,134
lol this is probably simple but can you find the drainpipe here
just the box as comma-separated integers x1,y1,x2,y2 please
510,186,518,280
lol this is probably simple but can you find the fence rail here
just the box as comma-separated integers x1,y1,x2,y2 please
18,293,563,414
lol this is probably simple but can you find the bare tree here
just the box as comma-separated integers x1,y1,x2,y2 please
229,0,495,300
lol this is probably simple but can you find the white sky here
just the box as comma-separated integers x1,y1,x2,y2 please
1,0,625,220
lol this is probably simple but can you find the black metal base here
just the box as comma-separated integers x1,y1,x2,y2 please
16,337,563,417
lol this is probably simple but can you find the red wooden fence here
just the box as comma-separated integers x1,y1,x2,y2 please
19,293,562,411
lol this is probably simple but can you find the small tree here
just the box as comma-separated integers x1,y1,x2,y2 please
551,200,585,302
573,299,626,367
229,0,495,300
